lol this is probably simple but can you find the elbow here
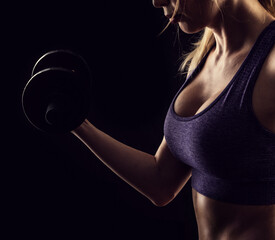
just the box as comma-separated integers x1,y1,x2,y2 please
148,181,181,207
150,192,175,207
151,199,170,207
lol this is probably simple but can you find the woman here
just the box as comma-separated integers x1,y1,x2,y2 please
72,0,275,239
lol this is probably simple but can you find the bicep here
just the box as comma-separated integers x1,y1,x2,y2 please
155,137,192,198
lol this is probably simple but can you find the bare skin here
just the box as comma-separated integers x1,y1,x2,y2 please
72,0,275,239
192,189,275,240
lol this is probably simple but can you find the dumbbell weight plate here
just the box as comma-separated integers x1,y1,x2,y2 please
22,67,89,133
31,49,91,80
31,50,91,116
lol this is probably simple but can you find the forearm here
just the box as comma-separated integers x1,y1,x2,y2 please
71,119,164,205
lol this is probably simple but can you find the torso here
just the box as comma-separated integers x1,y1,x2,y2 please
174,39,275,239
192,189,275,240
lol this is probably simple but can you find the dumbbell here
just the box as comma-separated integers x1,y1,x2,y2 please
22,50,91,133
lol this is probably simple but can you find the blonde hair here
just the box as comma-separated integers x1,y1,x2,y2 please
177,0,275,75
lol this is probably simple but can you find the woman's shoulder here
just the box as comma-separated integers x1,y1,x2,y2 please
252,43,275,133
261,43,275,86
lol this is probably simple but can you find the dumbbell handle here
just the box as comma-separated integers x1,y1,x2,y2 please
45,94,70,126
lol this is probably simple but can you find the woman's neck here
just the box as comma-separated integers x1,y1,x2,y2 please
210,0,275,60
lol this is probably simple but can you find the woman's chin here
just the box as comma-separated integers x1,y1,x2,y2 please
178,22,204,34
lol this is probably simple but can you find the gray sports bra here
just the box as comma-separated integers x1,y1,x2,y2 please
164,21,275,205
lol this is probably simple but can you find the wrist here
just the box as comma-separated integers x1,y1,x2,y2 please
71,119,91,135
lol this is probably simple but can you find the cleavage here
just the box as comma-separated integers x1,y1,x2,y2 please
174,47,249,118
174,67,233,118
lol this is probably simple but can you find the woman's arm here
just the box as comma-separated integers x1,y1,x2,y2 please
71,119,192,207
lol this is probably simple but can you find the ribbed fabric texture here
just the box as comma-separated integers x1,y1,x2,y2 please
164,21,275,205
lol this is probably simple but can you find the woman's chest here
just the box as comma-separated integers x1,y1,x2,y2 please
164,58,275,177
174,45,275,133
174,59,240,118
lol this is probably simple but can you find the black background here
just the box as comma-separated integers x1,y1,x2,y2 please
3,1,199,239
